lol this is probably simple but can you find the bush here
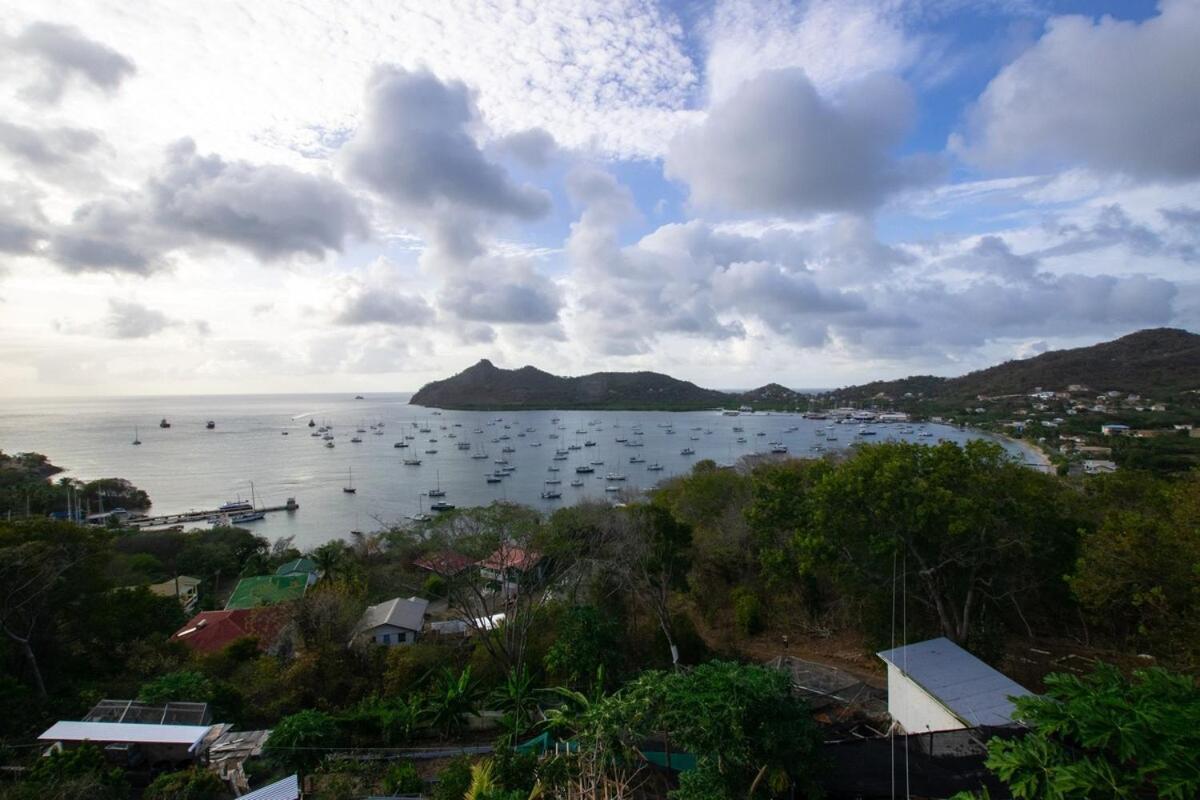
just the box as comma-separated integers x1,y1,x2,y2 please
264,709,340,771
384,643,459,695
139,670,214,703
430,756,473,800
731,587,765,636
422,574,447,598
144,768,230,800
382,761,424,794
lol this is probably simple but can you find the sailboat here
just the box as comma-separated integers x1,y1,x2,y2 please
410,494,431,522
427,470,446,498
343,467,356,494
132,426,141,446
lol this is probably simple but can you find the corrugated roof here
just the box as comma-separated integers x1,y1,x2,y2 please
358,596,429,634
877,637,1032,727
240,774,300,800
171,606,291,653
38,721,213,751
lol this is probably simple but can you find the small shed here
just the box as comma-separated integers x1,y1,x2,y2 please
353,596,429,646
877,637,1032,733
38,721,213,767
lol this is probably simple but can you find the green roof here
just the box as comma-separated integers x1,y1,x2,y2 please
275,557,318,576
225,574,309,610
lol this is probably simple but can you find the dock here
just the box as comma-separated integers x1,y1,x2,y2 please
129,498,298,529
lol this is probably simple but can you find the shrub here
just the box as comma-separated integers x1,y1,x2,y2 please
382,761,424,794
422,574,447,598
731,587,765,636
430,756,473,800
144,768,230,800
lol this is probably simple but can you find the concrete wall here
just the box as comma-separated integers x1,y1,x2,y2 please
369,623,417,645
886,664,964,734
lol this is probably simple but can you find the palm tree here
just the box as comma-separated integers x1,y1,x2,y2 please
312,540,347,581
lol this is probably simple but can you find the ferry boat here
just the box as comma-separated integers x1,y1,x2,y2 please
219,499,253,513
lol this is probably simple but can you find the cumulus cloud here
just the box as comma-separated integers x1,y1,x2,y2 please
150,139,366,261
345,66,550,220
104,299,172,339
44,139,365,274
0,185,47,255
0,121,103,177
6,22,135,104
666,69,937,215
954,0,1200,180
438,257,561,325
334,286,435,327
495,128,559,169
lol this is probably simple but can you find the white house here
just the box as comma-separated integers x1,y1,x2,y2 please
877,637,1032,734
353,596,429,646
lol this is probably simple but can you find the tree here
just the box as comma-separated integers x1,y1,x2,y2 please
610,503,692,665
17,744,128,800
655,661,823,800
264,709,340,771
1070,472,1200,662
971,665,1200,800
543,605,619,687
0,521,108,697
798,441,1080,644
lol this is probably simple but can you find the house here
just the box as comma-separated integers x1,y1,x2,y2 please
1083,459,1118,475
225,574,310,610
877,637,1033,734
39,700,216,767
275,557,318,578
148,576,202,613
1100,423,1130,436
171,607,290,654
414,550,476,576
479,545,544,583
352,596,429,646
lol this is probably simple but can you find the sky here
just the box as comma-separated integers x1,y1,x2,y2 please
0,0,1198,396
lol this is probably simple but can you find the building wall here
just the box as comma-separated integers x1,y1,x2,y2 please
885,664,964,734
368,623,417,646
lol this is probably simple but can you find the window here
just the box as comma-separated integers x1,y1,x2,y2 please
398,632,407,643
380,633,391,644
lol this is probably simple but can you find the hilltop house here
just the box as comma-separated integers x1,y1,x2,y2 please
877,638,1033,734
148,576,202,613
352,596,429,646
479,545,544,583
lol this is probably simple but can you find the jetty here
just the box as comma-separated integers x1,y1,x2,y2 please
128,498,299,529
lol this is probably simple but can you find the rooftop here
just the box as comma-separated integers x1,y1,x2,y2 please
39,721,213,751
481,545,542,573
225,574,309,610
357,596,429,634
171,606,291,653
877,637,1033,728
274,557,318,576
414,550,476,575
241,774,300,800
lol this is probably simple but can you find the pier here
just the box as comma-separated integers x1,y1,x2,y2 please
129,498,299,529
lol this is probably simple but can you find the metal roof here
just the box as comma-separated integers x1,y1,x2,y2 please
877,637,1033,727
38,721,214,752
240,774,300,800
358,596,429,634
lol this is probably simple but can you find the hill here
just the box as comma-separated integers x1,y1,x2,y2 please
410,359,736,410
835,328,1200,403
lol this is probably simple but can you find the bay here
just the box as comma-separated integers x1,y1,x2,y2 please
0,393,1037,549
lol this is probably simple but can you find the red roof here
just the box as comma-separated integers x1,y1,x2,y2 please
414,550,475,575
170,607,290,654
481,546,542,573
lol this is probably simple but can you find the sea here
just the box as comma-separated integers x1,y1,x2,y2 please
0,393,1041,549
